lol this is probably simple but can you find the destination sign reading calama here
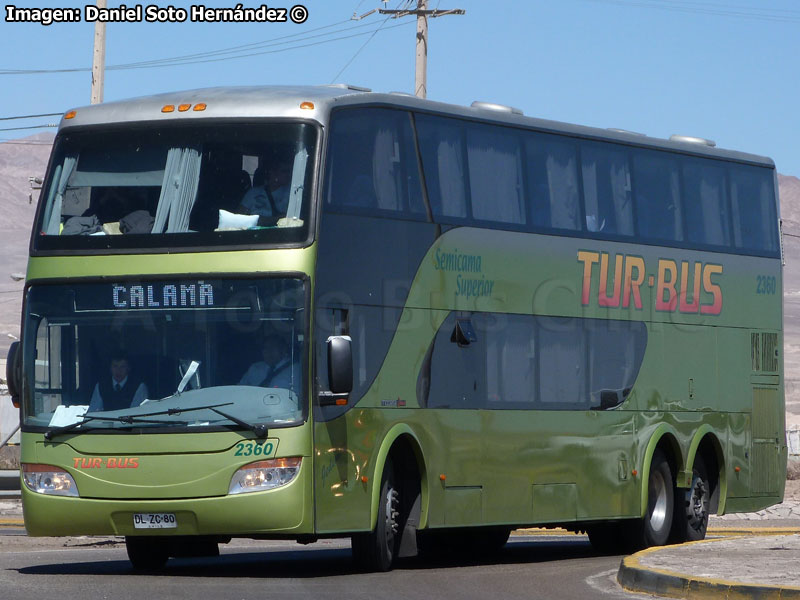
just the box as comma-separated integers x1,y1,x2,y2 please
112,282,214,309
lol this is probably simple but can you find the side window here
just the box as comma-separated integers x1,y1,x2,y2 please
537,316,587,407
325,108,425,216
482,313,536,406
465,123,525,225
525,133,581,231
729,165,778,254
424,313,646,410
415,114,469,220
427,313,485,408
586,320,647,409
581,143,634,236
682,158,730,247
632,149,684,242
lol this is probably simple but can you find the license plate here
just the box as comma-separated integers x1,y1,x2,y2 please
133,513,177,529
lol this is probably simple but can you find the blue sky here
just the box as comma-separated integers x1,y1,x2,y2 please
2,0,799,176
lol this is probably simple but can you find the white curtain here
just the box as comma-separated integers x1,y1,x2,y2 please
436,138,467,218
285,148,308,221
152,146,201,233
546,152,580,230
44,156,77,235
373,127,400,211
698,172,725,245
467,132,524,224
609,161,633,235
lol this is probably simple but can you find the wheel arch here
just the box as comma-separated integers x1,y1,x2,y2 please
639,425,683,518
685,428,726,514
368,424,428,531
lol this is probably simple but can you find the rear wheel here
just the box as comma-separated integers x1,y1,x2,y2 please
671,455,710,543
125,536,169,571
631,449,674,549
352,460,399,572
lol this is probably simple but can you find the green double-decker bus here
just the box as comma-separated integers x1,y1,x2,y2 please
6,86,786,570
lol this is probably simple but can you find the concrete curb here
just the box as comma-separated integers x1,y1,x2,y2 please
617,536,800,599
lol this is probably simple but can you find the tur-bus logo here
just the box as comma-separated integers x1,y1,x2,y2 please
578,250,723,315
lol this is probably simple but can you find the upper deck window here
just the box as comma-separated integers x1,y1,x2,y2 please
729,164,779,253
34,122,318,252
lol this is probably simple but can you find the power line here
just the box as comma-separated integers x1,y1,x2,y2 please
0,112,62,121
0,16,400,76
331,0,410,83
0,124,58,132
102,17,369,69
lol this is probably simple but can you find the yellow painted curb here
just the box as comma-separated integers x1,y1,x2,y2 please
617,535,800,599
0,518,24,527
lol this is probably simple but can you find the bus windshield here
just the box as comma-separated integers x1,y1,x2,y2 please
34,122,318,251
22,278,306,433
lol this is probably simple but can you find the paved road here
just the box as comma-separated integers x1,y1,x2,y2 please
0,534,643,600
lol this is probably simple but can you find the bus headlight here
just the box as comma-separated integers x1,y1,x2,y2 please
229,458,301,495
22,464,79,497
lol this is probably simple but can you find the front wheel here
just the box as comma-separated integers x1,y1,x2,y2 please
351,460,399,572
671,456,710,543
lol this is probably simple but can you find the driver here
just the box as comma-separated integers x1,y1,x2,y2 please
88,351,148,412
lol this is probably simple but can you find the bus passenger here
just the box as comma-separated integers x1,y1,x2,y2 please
239,334,295,389
88,352,148,412
238,156,292,219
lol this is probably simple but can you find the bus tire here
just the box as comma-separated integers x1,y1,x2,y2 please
125,536,169,571
671,455,710,543
351,459,399,572
632,449,674,549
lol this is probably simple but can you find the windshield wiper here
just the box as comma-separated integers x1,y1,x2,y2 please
118,402,234,420
45,414,189,440
43,402,234,440
210,407,268,438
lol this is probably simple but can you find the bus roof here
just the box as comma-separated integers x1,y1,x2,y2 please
58,84,774,167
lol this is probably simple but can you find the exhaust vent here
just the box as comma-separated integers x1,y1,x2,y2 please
751,332,779,373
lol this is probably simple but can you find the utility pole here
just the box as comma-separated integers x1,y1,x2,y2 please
91,0,106,104
379,1,464,99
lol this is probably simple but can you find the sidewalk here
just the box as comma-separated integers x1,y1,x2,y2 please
617,498,800,599
618,534,800,599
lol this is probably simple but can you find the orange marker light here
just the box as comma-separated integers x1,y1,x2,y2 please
193,103,207,111
161,105,175,113
178,104,191,112
335,398,348,406
439,474,446,481
735,466,741,472
300,101,314,110
632,469,638,477
361,476,368,483
64,110,77,120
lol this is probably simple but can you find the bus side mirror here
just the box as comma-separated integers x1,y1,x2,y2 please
326,335,353,395
6,341,21,408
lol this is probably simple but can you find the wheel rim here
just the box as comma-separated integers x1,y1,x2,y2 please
685,474,708,530
649,469,668,532
383,485,399,552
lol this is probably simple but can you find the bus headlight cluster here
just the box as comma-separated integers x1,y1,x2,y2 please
229,458,301,495
22,464,79,497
